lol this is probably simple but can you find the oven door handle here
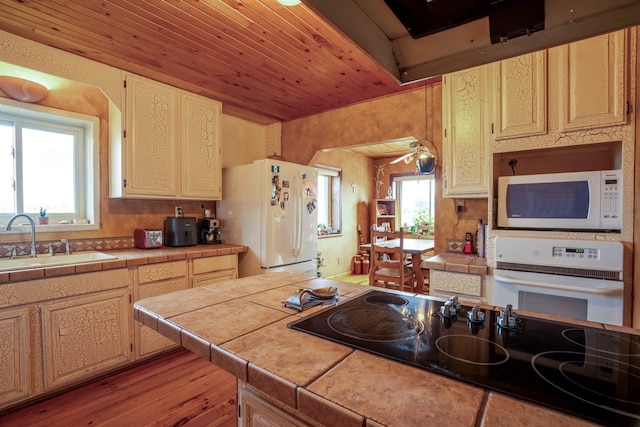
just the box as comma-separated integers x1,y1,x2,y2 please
493,274,623,295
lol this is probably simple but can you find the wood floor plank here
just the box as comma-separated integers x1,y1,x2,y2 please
11,349,198,421
5,351,206,423
95,369,236,427
0,349,237,427
86,364,234,425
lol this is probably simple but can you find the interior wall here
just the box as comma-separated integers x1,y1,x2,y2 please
634,28,640,328
282,83,488,257
309,150,373,278
221,115,268,168
282,88,428,165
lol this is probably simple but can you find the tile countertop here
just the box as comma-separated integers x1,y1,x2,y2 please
0,244,248,284
423,252,488,275
133,273,600,427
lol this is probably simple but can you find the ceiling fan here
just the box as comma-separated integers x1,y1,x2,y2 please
389,139,437,174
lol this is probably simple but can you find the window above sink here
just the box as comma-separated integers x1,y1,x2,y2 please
0,97,100,231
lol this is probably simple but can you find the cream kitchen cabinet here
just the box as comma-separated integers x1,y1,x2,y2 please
192,254,238,287
111,73,222,200
557,30,628,132
429,270,484,304
0,251,242,412
180,92,222,199
238,381,319,427
40,287,131,391
134,260,188,359
0,269,131,411
442,66,492,198
493,51,547,140
0,306,33,409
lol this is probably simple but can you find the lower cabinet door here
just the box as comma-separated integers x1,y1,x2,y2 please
40,289,131,390
0,307,32,409
429,270,484,303
238,381,319,427
135,277,187,359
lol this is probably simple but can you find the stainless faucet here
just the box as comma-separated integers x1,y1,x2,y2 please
61,239,71,255
6,214,37,257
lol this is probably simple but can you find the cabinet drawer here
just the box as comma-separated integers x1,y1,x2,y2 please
192,255,237,275
193,270,237,287
0,269,129,308
138,260,187,284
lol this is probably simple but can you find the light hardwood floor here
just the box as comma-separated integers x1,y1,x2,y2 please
337,274,370,285
0,349,237,427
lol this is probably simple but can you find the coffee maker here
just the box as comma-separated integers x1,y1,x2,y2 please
198,218,221,244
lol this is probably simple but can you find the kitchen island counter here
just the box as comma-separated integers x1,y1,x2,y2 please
133,273,602,426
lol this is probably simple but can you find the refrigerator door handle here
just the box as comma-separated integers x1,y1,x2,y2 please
291,173,301,257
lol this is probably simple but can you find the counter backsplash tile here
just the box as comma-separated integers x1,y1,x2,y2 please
0,237,134,258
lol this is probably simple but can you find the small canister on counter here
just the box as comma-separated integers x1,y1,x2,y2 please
463,232,474,254
361,255,370,274
353,255,362,275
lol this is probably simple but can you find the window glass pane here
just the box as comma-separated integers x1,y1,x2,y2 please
22,127,76,213
317,175,329,227
396,177,435,230
0,121,15,213
316,166,341,236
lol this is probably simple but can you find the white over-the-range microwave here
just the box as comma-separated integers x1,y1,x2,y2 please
497,170,622,232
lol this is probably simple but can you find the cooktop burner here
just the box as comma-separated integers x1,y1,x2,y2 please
288,289,640,426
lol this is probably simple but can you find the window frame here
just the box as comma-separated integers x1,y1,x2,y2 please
315,164,342,237
391,173,435,235
0,97,100,232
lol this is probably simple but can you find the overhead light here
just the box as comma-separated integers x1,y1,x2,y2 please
277,0,301,6
416,156,435,174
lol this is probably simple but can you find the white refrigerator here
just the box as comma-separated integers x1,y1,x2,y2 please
217,159,318,278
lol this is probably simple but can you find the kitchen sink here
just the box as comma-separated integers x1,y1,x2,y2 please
0,251,118,271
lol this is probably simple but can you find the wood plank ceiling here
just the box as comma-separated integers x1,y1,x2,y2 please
0,0,429,124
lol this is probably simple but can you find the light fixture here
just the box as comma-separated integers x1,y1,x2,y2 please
276,0,301,6
416,155,435,174
415,141,437,175
0,76,48,103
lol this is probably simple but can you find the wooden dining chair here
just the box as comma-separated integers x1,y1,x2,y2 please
415,225,434,294
369,227,416,292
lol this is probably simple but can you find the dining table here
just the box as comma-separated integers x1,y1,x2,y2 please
359,238,435,293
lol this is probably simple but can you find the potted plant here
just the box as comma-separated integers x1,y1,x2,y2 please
372,164,385,199
37,207,49,225
412,209,433,237
316,251,325,277
317,223,328,236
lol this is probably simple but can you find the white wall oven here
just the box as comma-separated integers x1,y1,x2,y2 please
493,237,624,326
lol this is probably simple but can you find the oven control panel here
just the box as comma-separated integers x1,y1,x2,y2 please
495,237,623,272
553,246,599,259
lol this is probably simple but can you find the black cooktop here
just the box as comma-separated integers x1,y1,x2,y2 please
288,290,640,426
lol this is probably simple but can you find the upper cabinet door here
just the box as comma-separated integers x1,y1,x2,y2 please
181,93,222,199
125,74,178,197
114,73,224,200
494,51,547,140
442,66,491,198
558,30,627,132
